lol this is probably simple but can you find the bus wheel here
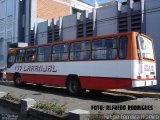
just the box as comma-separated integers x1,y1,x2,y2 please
0,73,3,81
14,75,23,87
66,77,82,96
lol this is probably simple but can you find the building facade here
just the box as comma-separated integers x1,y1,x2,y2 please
35,0,160,88
0,0,19,71
24,0,93,45
0,0,93,74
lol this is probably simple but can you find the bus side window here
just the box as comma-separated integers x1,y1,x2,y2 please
92,38,117,60
7,55,15,68
16,49,25,62
45,46,52,61
37,47,45,62
92,39,106,60
80,41,91,60
52,44,68,61
37,46,51,62
70,42,81,60
119,36,128,59
106,38,117,59
25,48,37,62
70,41,91,61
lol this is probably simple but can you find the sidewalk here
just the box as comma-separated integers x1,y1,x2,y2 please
106,87,160,98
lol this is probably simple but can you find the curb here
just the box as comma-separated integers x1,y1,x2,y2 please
106,89,160,98
0,91,90,120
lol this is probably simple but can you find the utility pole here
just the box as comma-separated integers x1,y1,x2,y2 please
94,0,98,8
93,0,98,36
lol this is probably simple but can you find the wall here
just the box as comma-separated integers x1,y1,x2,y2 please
37,0,70,20
37,21,48,44
62,14,77,40
96,2,119,36
24,0,93,45
145,0,160,89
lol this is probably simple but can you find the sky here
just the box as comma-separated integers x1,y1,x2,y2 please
85,0,125,5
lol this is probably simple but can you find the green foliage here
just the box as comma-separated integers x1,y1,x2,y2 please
1,93,26,102
33,99,67,115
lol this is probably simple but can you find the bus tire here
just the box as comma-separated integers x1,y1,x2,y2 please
0,73,3,81
14,74,23,87
66,77,82,96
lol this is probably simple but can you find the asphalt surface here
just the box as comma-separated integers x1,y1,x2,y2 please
0,81,160,116
106,88,160,98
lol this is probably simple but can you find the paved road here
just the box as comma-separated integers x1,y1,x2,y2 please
0,81,160,116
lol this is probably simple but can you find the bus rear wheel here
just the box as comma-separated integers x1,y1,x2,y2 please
0,73,3,81
14,75,23,87
66,77,82,96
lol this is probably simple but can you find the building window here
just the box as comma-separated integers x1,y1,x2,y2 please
7,0,14,16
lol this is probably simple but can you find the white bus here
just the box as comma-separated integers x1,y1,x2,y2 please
6,32,157,96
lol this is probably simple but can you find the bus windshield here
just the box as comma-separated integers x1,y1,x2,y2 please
138,35,154,60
